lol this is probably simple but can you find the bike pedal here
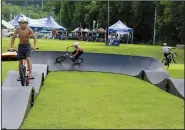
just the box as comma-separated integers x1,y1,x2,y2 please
28,76,35,80
17,79,21,81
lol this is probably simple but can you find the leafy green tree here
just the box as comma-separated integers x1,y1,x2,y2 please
2,0,184,44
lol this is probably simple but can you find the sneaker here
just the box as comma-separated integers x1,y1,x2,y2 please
29,76,34,79
17,77,21,81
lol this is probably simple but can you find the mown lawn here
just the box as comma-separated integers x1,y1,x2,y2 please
21,72,184,129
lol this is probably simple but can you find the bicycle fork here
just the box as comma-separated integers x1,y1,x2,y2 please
23,59,29,86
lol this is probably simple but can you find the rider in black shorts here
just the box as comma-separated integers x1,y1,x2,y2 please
67,42,83,61
17,43,31,60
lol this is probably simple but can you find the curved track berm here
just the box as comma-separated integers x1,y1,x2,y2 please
2,51,184,129
31,51,184,99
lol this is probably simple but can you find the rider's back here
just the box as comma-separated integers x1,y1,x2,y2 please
76,46,83,52
162,46,170,53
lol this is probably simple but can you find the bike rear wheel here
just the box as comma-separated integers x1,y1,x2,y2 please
56,56,66,63
74,58,83,64
172,52,178,63
20,65,26,86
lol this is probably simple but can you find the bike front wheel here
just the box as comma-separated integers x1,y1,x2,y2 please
20,65,26,86
56,56,66,63
172,52,178,63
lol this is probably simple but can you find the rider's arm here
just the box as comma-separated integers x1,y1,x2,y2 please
168,46,175,49
67,45,73,48
29,28,37,48
10,29,18,48
167,46,175,51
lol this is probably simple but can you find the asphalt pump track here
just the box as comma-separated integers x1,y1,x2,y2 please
2,51,184,129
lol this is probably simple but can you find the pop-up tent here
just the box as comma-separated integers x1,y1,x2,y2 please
97,28,105,33
30,15,66,31
9,13,66,31
83,28,91,33
108,20,133,44
2,20,15,29
9,13,47,27
71,27,84,33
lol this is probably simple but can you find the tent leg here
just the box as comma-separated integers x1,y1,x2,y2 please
127,34,129,44
131,32,133,44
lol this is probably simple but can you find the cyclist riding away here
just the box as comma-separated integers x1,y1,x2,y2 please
9,16,38,80
67,42,83,61
162,43,175,63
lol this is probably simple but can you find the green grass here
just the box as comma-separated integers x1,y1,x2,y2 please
167,64,184,78
21,72,184,129
2,37,184,129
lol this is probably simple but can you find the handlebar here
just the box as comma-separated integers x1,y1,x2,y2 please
7,49,17,52
7,48,39,52
31,47,39,50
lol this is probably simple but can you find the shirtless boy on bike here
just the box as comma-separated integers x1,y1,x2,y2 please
9,16,38,79
67,42,83,61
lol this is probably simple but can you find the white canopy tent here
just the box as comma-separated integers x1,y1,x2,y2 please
2,20,15,29
82,28,90,33
109,20,133,44
9,13,47,27
71,27,84,33
8,13,66,30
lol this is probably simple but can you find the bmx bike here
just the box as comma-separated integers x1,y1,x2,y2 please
55,48,83,64
162,47,178,69
8,48,39,86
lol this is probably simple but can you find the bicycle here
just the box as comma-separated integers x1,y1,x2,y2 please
8,48,39,86
162,47,178,69
55,47,83,64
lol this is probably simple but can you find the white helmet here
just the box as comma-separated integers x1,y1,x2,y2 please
163,43,167,46
18,16,28,23
74,42,79,46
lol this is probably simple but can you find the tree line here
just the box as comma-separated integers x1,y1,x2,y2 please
2,0,185,45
